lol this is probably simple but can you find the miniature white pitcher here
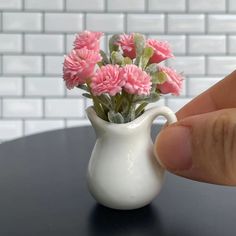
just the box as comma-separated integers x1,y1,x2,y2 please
86,106,177,210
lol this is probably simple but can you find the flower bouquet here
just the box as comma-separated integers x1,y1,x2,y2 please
62,31,184,210
63,31,183,123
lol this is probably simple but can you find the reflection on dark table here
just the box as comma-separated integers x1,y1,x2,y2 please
0,126,235,236
89,204,162,236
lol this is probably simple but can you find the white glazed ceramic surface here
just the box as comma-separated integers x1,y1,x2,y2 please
86,106,177,210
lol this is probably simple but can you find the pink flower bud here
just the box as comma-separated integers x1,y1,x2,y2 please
117,33,136,59
157,66,183,96
146,39,174,64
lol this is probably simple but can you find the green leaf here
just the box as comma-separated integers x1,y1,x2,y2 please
146,65,167,85
97,94,112,110
123,57,132,65
133,33,146,66
139,47,154,69
143,47,154,59
114,94,123,112
111,51,124,65
135,92,160,104
147,92,160,103
97,61,103,68
151,83,157,92
77,84,89,92
100,50,109,65
96,94,112,110
145,63,159,75
109,34,120,54
93,98,108,121
135,102,148,117
108,110,124,124
82,93,92,99
120,98,130,116
151,72,159,84
145,63,166,85
157,71,167,84
134,33,145,57
126,106,135,122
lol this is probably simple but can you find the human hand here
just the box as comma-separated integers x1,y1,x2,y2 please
154,70,236,186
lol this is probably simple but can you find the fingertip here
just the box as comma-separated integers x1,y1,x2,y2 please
154,125,192,171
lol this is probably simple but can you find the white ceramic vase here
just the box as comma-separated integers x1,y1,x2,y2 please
86,106,177,210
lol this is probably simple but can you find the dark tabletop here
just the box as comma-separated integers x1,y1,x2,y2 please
0,125,236,236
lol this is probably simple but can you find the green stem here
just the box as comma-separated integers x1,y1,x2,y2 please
135,102,148,118
127,94,134,118
111,96,116,111
96,96,110,110
115,94,123,113
86,82,107,121
128,94,134,109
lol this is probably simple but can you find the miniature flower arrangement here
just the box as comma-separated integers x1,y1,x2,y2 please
63,31,183,123
63,31,183,210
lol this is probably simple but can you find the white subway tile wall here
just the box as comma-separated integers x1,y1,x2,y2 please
3,99,43,118
228,36,236,53
3,13,42,32
148,0,186,12
25,35,64,54
86,14,124,32
25,0,64,11
188,35,226,54
188,0,226,12
0,77,23,96
3,55,42,74
208,15,236,33
150,35,186,54
45,98,84,118
127,14,165,33
25,77,64,96
0,121,23,140
0,0,22,10
0,34,22,53
167,56,205,75
167,14,205,33
45,13,83,32
0,0,234,142
66,0,105,11
167,98,192,113
107,0,145,12
229,0,236,11
188,77,222,96
44,56,64,75
24,120,65,135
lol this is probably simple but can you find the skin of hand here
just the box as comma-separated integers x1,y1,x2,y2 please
154,70,236,186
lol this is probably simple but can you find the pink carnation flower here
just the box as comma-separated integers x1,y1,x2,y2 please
91,65,125,96
63,48,102,89
120,64,152,95
157,66,183,96
146,39,174,64
117,33,136,59
74,31,103,52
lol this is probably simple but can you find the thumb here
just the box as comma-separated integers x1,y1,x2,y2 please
154,108,236,186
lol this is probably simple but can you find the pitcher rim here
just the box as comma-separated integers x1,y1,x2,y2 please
86,105,163,128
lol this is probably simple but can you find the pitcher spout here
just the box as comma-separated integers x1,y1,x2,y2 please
86,106,108,137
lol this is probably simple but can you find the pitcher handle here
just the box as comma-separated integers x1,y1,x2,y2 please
143,106,177,125
142,106,177,165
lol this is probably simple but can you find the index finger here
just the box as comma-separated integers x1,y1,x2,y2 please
176,70,236,120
